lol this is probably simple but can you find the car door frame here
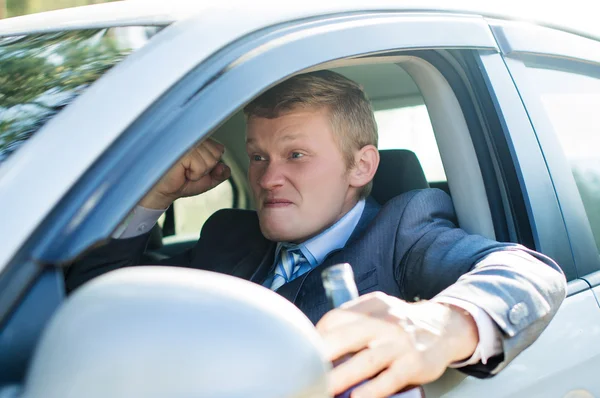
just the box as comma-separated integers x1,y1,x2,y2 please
421,21,600,398
489,21,600,288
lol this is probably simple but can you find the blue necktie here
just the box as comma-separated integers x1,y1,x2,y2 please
269,245,311,291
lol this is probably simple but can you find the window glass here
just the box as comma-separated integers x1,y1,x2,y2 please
515,60,600,252
375,105,446,182
335,63,446,183
160,180,234,242
0,26,162,165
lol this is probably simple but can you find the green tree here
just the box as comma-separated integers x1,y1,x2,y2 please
0,29,128,161
6,0,119,18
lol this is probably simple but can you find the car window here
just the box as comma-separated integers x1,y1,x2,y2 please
334,64,446,184
375,104,446,182
159,180,234,242
0,26,161,164
511,59,600,253
158,63,446,243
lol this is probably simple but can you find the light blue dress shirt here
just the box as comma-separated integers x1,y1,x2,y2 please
261,199,366,288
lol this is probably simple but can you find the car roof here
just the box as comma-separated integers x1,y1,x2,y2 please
0,0,598,41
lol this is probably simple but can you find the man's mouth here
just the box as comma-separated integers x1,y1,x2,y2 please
263,198,293,208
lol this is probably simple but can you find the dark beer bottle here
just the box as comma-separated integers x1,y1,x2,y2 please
321,263,424,398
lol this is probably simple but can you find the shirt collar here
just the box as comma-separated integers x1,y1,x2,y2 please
275,199,366,267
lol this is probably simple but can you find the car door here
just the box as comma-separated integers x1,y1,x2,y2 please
0,7,592,397
439,21,600,397
394,22,600,397
499,20,600,394
491,20,600,297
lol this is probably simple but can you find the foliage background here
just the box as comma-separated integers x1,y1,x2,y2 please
2,0,120,19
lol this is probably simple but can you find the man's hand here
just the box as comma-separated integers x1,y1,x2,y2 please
140,138,231,209
316,292,479,398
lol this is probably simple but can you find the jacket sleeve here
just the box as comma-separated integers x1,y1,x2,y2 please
64,233,153,293
390,189,567,376
64,209,229,293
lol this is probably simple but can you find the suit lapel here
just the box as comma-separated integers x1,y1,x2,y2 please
225,236,275,283
274,271,305,303
249,242,276,284
347,197,380,244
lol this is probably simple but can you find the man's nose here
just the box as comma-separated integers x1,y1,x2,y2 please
258,161,285,190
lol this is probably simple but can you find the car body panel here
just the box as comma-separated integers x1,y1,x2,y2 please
489,19,600,65
0,0,597,40
0,269,63,383
426,283,600,397
587,271,600,302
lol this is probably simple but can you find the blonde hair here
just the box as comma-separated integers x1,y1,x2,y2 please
243,70,378,198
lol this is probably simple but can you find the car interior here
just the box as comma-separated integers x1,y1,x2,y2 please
146,57,497,260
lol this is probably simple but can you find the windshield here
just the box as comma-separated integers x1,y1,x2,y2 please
0,26,162,164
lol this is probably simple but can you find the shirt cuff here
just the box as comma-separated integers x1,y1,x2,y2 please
112,205,166,239
432,296,503,367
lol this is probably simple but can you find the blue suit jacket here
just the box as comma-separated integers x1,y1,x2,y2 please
67,189,566,376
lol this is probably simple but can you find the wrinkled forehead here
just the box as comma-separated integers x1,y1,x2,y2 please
244,106,333,143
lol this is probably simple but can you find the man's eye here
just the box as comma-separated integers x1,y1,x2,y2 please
252,154,265,161
290,152,304,159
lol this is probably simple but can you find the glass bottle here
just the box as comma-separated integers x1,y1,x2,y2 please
321,263,425,398
322,263,359,309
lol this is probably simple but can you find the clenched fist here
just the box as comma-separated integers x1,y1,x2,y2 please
140,138,231,209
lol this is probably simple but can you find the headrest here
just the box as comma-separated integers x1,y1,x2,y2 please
371,149,429,205
23,267,330,398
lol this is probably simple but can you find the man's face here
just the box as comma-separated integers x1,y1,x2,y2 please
246,108,358,243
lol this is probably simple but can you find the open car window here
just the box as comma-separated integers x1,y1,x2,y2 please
0,26,162,165
375,105,446,182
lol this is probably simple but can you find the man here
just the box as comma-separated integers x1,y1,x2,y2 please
67,71,566,397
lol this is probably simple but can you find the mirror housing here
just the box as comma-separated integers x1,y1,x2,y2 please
22,266,331,398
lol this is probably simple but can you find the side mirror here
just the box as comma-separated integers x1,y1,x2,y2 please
22,267,331,398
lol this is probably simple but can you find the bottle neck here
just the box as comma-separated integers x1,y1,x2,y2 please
322,263,359,309
325,284,359,308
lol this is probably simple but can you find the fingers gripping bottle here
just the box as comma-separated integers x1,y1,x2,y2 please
321,264,425,398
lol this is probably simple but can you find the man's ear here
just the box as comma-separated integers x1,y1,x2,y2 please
349,145,379,189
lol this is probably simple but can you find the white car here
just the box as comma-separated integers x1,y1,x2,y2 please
0,1,599,397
